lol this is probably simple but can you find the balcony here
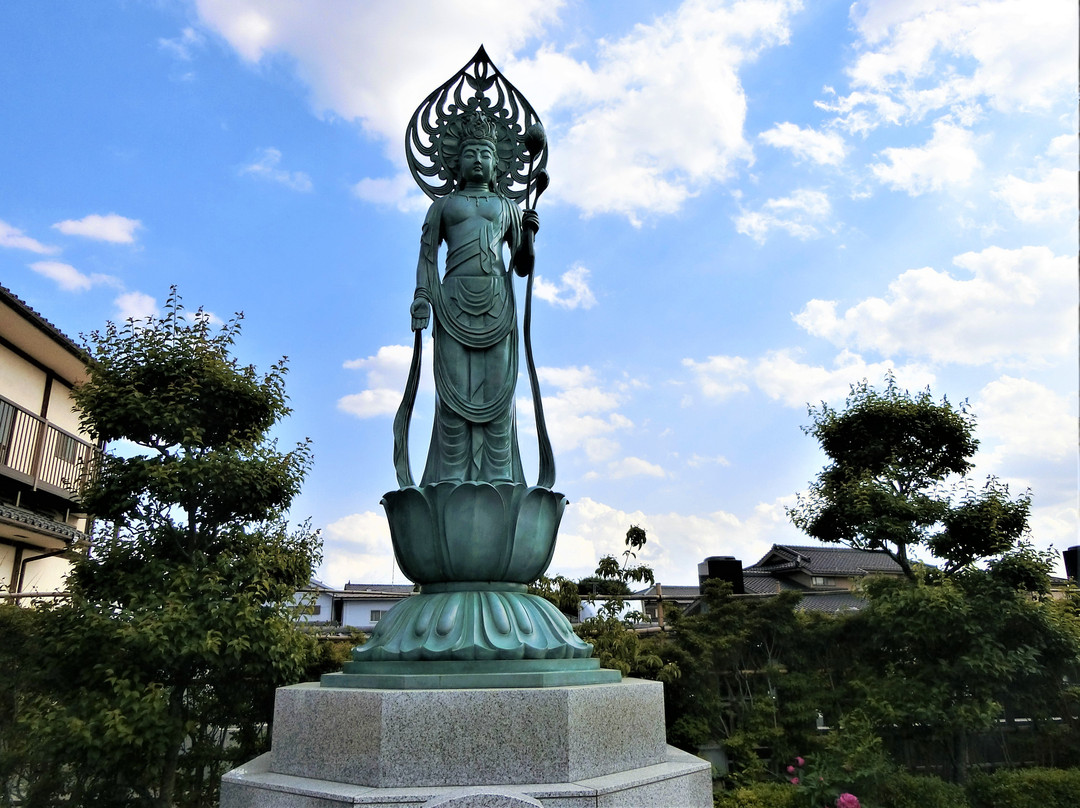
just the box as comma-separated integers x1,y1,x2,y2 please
0,394,100,503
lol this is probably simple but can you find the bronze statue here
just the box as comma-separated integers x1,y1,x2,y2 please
337,48,612,677
409,110,539,486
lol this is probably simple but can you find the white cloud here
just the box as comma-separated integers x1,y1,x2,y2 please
994,168,1074,223
114,291,158,322
687,454,731,468
0,220,59,254
532,265,596,310
683,348,935,408
352,172,428,212
193,0,803,223
240,148,313,192
870,119,979,195
52,213,142,244
682,355,750,400
825,0,1077,131
752,349,935,408
319,510,396,587
339,343,426,418
795,246,1075,366
29,261,120,293
596,456,667,480
527,365,632,455
759,122,846,165
734,188,832,243
549,494,802,586
159,27,204,61
975,376,1076,467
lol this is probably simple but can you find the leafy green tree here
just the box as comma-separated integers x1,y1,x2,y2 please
663,580,830,783
3,292,320,808
527,574,582,617
790,375,1030,579
841,544,1080,783
573,526,677,681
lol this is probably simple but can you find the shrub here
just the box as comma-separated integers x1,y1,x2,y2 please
713,782,802,808
966,767,1080,808
863,771,968,808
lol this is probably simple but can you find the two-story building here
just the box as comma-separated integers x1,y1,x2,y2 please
1,285,99,601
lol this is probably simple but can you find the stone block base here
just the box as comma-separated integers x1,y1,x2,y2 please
221,746,712,807
221,679,710,807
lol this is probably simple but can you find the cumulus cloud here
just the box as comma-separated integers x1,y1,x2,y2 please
532,265,596,309
549,494,802,585
339,343,425,418
159,27,204,61
52,213,142,244
734,188,832,243
993,137,1076,223
0,220,59,254
587,456,667,481
352,172,428,212
193,0,802,222
822,0,1077,131
870,119,980,195
29,261,120,292
527,365,632,456
114,291,158,322
319,510,396,586
795,246,1074,366
684,348,935,408
759,122,846,165
240,148,313,192
974,376,1076,467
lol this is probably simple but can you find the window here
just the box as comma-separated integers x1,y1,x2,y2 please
371,609,386,623
811,576,834,587
54,433,79,464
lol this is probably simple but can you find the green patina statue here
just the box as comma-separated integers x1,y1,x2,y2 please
410,112,536,486
327,48,617,687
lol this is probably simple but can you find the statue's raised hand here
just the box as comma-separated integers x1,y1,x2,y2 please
410,298,430,331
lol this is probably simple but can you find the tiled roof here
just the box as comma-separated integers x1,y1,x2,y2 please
797,591,867,613
748,544,902,576
632,585,701,600
0,284,85,359
343,583,417,595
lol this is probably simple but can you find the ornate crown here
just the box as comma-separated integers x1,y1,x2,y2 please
405,46,547,203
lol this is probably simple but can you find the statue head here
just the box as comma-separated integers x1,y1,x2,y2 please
446,111,501,190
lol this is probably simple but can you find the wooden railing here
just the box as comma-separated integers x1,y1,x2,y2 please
0,394,100,501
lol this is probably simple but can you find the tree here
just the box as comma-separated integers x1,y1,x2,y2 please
3,292,320,808
840,544,1080,783
790,375,1030,579
574,526,677,681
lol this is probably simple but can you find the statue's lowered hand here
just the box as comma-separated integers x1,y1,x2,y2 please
522,209,539,235
410,298,430,331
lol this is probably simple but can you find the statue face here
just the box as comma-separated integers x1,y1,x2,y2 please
458,140,497,185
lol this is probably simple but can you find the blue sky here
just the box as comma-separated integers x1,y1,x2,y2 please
2,0,1075,586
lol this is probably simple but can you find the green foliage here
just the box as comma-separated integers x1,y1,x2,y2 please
838,549,1080,783
865,772,969,808
966,767,1080,808
713,782,804,808
664,581,830,784
1,291,321,808
789,375,1029,578
573,526,678,682
528,574,582,616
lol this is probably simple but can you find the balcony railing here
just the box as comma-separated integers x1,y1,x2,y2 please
0,394,100,502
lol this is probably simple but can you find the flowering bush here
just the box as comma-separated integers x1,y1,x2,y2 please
784,755,861,808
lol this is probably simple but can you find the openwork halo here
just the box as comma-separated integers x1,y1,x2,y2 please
406,45,547,204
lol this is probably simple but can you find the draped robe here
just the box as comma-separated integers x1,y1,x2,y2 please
413,190,525,485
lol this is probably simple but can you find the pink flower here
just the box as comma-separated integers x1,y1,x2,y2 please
790,777,799,785
836,793,860,808
787,765,795,774
796,756,805,767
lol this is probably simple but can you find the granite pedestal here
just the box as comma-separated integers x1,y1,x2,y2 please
221,679,711,807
